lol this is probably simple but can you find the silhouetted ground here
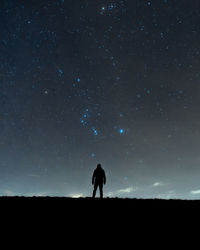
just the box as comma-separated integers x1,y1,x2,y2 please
1,195,200,205
1,195,200,203
1,196,198,243
1,196,200,214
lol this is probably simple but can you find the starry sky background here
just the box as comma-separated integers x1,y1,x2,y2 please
1,0,200,199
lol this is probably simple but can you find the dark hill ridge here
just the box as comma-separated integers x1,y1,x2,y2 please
1,196,198,231
1,196,200,210
0,195,199,204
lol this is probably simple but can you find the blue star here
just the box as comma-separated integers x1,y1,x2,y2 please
119,129,125,134
92,128,98,136
80,119,85,125
91,153,96,158
80,108,90,127
58,68,63,77
108,3,114,10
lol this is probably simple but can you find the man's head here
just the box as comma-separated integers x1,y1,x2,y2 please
97,163,101,169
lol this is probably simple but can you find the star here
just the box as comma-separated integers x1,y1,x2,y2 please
76,77,81,82
58,68,63,77
92,128,98,136
119,129,125,134
91,153,96,158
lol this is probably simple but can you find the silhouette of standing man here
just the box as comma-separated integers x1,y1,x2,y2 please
92,163,106,198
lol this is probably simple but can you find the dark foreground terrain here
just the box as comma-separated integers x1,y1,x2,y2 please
1,196,199,230
1,195,200,207
1,196,200,215
1,196,199,244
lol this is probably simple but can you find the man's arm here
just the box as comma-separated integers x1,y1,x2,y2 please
92,171,95,184
103,170,106,184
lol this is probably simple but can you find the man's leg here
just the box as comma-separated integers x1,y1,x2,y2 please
99,183,103,198
92,183,98,198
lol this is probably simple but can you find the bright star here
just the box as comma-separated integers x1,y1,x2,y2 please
92,128,98,136
119,129,124,134
76,77,81,82
58,68,63,77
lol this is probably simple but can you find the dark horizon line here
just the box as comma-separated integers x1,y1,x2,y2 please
0,195,199,201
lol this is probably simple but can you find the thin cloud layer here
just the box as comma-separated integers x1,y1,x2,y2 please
190,190,200,195
106,186,136,197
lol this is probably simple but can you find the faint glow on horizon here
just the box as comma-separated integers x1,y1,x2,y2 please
71,193,83,198
118,187,134,193
107,186,136,197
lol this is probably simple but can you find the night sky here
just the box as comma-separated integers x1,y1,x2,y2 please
1,0,200,199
